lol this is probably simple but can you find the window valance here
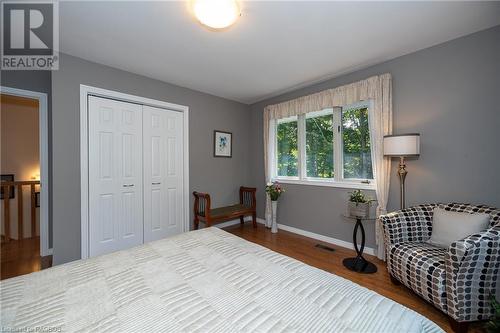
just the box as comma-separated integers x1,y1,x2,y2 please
264,73,392,120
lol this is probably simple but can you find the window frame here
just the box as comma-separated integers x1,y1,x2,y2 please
338,100,374,184
272,100,375,190
275,115,300,180
304,108,335,181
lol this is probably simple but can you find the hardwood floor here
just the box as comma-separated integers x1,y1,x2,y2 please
224,223,485,333
1,237,52,280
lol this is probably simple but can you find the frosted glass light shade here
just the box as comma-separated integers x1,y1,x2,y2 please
192,0,240,30
383,134,420,157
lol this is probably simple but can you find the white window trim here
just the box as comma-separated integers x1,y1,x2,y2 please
332,107,342,183
272,101,375,190
276,115,297,124
298,114,306,179
274,115,300,178
273,178,375,191
337,100,373,184
305,108,333,118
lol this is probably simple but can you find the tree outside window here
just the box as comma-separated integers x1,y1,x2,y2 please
276,119,298,177
342,107,373,180
306,113,334,178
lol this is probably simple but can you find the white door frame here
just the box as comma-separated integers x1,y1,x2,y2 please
79,85,190,260
0,85,51,256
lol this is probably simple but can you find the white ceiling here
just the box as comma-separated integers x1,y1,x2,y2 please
60,1,500,104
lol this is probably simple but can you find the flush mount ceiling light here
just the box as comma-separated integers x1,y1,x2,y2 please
191,0,240,30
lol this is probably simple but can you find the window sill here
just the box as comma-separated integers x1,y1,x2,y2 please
272,178,376,191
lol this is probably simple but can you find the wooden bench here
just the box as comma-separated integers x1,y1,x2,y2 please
193,187,257,229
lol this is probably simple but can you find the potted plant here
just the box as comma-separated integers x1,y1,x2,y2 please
348,190,373,218
265,182,285,233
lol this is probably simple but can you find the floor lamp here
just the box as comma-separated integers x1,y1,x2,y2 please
383,134,420,209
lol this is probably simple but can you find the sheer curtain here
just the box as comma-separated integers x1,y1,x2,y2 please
263,73,392,259
367,76,393,260
263,114,274,228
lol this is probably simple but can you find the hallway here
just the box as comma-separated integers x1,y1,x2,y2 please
1,237,51,280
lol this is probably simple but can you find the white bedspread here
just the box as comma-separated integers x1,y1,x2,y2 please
1,228,443,332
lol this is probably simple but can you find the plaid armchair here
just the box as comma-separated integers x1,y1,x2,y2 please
381,203,500,330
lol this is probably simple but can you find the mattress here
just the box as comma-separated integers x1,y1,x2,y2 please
1,227,443,332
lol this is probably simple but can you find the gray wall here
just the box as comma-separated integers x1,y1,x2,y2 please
5,25,499,264
249,25,500,248
52,53,251,265
1,71,53,248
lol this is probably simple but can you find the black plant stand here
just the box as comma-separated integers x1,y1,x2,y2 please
342,216,377,274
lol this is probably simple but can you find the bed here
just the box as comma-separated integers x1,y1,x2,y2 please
1,228,443,332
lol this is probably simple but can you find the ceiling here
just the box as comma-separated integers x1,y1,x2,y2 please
60,1,500,104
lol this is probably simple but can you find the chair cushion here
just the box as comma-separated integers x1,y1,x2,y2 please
388,242,448,312
427,208,490,248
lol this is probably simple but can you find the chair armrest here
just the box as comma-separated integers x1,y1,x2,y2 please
381,204,436,247
445,224,500,321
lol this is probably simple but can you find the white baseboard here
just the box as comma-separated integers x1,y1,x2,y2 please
214,216,375,256
255,218,375,256
213,219,246,229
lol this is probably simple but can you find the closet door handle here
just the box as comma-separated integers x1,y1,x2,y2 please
123,184,134,187
152,182,161,185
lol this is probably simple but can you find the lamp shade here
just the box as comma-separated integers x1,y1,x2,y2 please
383,134,420,156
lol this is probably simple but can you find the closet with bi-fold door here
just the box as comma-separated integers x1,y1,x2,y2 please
88,95,184,257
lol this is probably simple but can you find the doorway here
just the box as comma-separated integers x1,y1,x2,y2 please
0,87,50,279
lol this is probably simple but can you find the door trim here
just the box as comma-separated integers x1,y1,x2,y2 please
0,85,51,257
80,85,190,260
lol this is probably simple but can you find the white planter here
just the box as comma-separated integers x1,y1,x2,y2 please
266,204,272,228
271,201,278,233
348,201,370,218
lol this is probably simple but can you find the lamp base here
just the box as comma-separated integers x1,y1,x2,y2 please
398,157,407,209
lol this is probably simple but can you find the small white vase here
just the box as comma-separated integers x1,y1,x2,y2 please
266,214,272,228
271,201,278,233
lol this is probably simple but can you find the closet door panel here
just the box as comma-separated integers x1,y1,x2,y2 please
88,96,143,257
165,112,183,231
117,102,143,250
143,105,183,242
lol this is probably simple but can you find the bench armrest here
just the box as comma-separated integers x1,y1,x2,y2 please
193,191,211,217
240,187,256,209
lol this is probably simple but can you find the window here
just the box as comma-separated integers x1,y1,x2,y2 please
273,101,374,188
306,110,334,178
342,106,373,180
276,116,298,177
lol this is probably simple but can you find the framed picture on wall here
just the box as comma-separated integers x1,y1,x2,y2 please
0,174,15,200
213,130,232,158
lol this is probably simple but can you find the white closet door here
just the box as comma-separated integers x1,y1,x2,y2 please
88,96,143,257
143,105,184,242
